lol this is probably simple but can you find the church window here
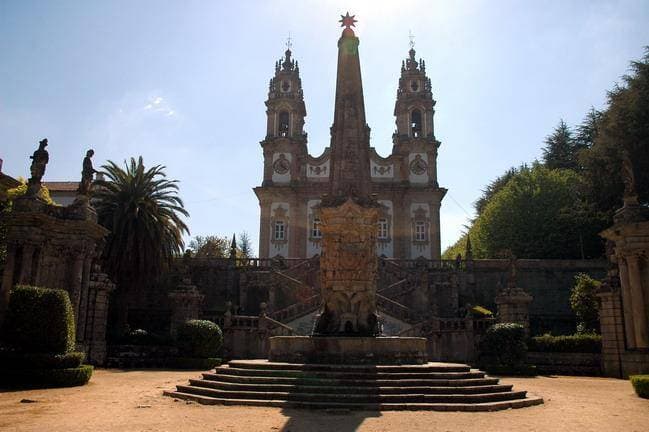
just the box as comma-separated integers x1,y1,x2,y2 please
311,217,322,239
278,111,290,136
411,109,422,137
414,221,426,242
274,220,285,241
377,218,388,240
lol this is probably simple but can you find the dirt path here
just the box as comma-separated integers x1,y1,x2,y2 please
0,369,647,432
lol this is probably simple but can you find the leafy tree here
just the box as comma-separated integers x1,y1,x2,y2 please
542,119,579,171
570,273,601,334
471,164,602,258
188,235,231,258
574,108,603,151
238,231,254,259
473,167,520,215
94,157,189,334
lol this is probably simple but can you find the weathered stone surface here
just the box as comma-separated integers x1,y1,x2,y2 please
269,336,427,364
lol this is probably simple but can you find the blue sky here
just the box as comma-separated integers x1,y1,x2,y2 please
1,1,648,254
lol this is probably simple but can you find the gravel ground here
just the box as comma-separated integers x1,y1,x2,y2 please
0,369,647,432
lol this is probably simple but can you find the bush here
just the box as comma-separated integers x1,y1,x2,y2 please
630,375,649,399
0,349,84,369
175,320,223,359
479,323,527,368
0,285,75,354
570,273,601,334
169,357,221,370
528,333,601,353
0,365,93,389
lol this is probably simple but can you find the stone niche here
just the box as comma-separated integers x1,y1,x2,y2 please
313,198,381,336
0,196,113,364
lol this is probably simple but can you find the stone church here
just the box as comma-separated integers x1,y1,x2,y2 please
254,40,446,260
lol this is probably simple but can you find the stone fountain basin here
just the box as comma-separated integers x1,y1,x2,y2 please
269,336,427,365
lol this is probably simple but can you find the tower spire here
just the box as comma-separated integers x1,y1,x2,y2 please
327,13,372,202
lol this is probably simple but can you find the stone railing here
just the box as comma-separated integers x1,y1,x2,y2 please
270,294,321,323
377,294,423,324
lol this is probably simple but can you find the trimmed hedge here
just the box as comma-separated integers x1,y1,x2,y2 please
0,365,93,389
471,305,493,318
528,333,602,353
0,350,84,369
1,285,75,354
479,323,529,372
630,375,649,399
175,320,223,359
169,357,222,370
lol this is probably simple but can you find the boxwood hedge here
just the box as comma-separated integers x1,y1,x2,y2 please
0,365,93,389
175,320,223,359
1,285,75,354
527,333,601,353
630,375,649,399
479,323,529,373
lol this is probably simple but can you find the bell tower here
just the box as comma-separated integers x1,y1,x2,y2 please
260,43,308,187
392,42,440,187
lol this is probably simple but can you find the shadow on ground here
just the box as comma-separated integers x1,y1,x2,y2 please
279,408,381,432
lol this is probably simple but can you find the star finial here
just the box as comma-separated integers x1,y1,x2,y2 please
409,30,415,49
339,12,357,29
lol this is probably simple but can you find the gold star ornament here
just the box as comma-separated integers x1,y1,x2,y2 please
339,12,357,29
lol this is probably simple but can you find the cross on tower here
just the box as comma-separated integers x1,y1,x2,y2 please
409,30,415,49
286,33,292,50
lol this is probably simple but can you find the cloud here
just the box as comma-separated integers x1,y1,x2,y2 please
143,95,176,117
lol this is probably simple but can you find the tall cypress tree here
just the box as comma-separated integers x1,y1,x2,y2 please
542,119,578,170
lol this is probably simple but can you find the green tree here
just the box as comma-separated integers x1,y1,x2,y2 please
238,231,254,259
473,167,520,215
188,235,230,258
570,273,601,334
542,119,579,171
471,164,601,258
94,157,189,334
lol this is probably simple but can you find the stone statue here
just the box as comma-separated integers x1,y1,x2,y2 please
78,149,97,196
27,138,49,196
621,151,638,200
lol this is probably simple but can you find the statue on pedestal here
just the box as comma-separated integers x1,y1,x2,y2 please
27,139,49,196
78,149,97,196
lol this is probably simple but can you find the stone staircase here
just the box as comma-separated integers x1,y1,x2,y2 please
164,360,543,411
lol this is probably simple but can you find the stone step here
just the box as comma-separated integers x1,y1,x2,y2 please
203,372,501,387
215,366,486,380
188,379,514,395
163,391,544,412
227,360,471,373
174,385,529,404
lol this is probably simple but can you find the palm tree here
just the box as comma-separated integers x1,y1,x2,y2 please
94,156,189,335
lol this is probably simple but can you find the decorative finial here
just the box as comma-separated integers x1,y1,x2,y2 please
286,32,292,51
408,30,415,49
339,12,357,29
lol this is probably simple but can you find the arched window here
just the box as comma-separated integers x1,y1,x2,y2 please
410,109,422,137
278,111,290,137
377,218,388,240
311,217,322,239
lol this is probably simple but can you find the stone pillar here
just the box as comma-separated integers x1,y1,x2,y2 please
69,251,85,321
86,266,115,365
18,244,35,285
168,279,205,336
495,259,533,334
0,243,17,326
597,290,625,378
618,258,637,348
627,254,649,348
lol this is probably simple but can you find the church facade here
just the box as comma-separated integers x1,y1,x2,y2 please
254,38,447,260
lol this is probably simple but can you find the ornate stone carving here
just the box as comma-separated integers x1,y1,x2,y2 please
272,153,290,174
409,154,427,175
313,199,381,336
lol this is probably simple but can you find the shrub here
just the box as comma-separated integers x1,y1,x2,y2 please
1,285,75,354
630,375,649,399
0,349,84,369
570,273,601,334
528,333,601,353
479,323,527,368
175,320,223,359
0,365,93,389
